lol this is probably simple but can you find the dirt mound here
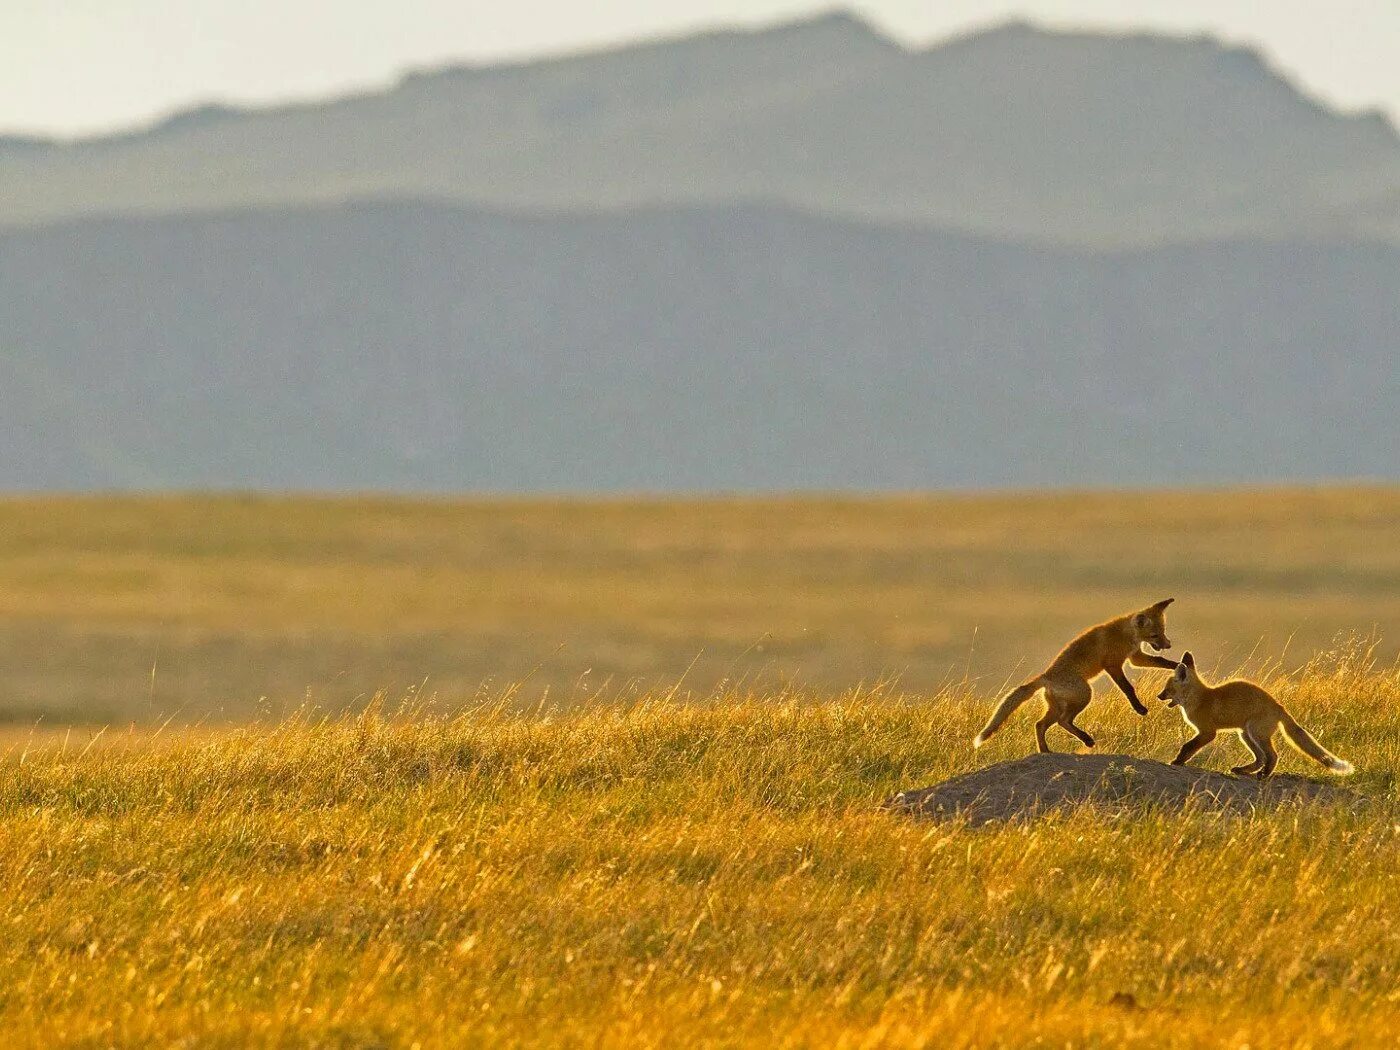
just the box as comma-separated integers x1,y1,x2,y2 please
886,753,1352,826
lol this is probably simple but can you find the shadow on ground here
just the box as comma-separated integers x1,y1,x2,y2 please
886,752,1354,826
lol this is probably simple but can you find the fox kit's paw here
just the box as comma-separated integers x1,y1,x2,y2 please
1132,704,1148,717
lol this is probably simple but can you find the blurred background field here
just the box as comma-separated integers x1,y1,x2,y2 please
2,487,1397,724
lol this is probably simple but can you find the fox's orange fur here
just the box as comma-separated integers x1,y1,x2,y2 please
1157,651,1354,777
975,599,1178,754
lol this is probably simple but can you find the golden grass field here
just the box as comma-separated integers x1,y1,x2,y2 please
1,490,1399,1046
2,489,1398,721
1,668,1397,1048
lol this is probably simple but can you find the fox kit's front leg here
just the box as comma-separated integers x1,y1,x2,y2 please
1105,663,1148,716
1119,647,1178,714
1129,647,1179,672
1171,729,1217,766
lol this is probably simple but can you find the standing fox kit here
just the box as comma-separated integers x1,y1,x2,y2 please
974,600,1178,754
1158,651,1353,777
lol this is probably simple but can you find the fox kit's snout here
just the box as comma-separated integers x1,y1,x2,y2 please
1162,651,1354,777
1135,604,1172,653
974,599,1179,754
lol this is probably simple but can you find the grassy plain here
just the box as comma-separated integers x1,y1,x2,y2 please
0,664,1396,1048
1,488,1398,721
2,490,1399,1046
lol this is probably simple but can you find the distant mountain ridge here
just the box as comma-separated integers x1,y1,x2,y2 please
2,199,1395,490
3,12,1398,245
4,13,1399,492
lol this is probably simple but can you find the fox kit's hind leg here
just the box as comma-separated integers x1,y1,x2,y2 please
1172,728,1217,767
1062,717,1096,750
1034,710,1057,754
1040,678,1092,753
1232,728,1268,776
1251,723,1279,778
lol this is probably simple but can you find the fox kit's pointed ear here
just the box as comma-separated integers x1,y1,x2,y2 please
1153,598,1175,611
1182,651,1195,668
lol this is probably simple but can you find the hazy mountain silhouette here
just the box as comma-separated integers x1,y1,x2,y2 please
3,200,1395,490
3,13,1398,491
3,12,1398,245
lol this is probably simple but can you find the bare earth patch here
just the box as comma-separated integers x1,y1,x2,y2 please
886,752,1352,826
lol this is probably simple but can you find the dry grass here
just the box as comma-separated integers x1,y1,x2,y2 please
1,650,1396,1047
1,489,1399,721
1,491,1397,1045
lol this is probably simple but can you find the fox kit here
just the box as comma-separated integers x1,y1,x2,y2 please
975,599,1178,754
1158,651,1353,778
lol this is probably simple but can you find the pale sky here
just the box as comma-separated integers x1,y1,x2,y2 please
3,1,1398,137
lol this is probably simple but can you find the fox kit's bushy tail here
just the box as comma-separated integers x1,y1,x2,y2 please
975,678,1044,748
1280,714,1354,775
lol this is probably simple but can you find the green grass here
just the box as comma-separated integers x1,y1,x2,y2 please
0,655,1394,1047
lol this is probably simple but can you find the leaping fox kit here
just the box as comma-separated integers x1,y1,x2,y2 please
1158,651,1353,778
974,599,1178,754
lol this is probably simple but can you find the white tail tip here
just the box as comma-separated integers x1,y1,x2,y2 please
973,733,987,749
1327,757,1354,776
